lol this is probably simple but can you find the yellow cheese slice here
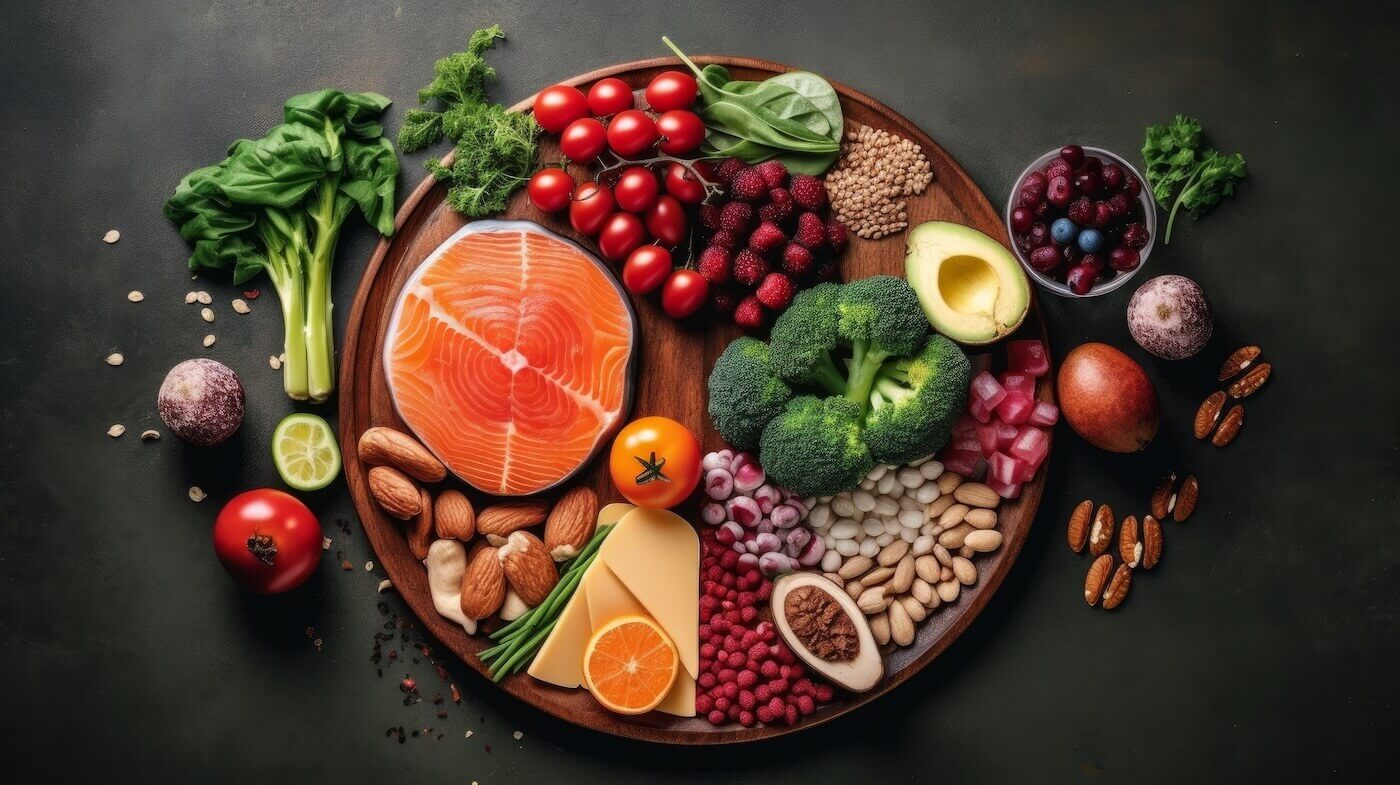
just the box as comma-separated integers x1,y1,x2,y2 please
598,508,699,679
657,672,697,718
583,562,647,630
597,502,636,526
525,582,591,688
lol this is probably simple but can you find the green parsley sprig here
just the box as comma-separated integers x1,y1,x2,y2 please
1142,115,1247,244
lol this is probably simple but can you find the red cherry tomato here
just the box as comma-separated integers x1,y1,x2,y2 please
534,84,590,133
214,489,323,594
614,166,661,213
597,212,648,261
559,118,608,161
661,269,709,318
570,182,615,236
663,162,708,204
645,195,689,247
645,70,699,112
656,110,705,155
606,110,659,158
587,77,634,116
527,168,575,213
622,245,674,295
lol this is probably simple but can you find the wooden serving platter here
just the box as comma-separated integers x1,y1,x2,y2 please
339,56,1052,744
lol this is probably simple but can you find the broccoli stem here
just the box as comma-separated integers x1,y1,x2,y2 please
843,341,890,414
812,352,848,396
305,175,344,403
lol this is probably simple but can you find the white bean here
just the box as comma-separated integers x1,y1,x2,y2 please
898,495,919,511
822,533,836,549
866,464,888,482
859,478,876,491
876,473,897,496
858,538,880,558
820,549,842,572
914,484,940,504
899,526,918,544
874,496,899,517
862,518,884,537
898,509,924,529
912,534,935,555
852,490,876,512
908,455,932,467
835,539,859,557
897,467,924,488
919,460,944,480
831,496,856,517
882,516,901,535
808,504,832,528
875,532,895,547
830,520,859,541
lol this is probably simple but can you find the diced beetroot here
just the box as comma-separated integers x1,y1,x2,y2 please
996,421,1020,451
976,423,1000,456
1018,457,1038,482
969,395,993,424
970,371,1007,409
988,452,1021,486
951,434,981,454
1008,340,1050,377
985,475,1022,499
952,414,980,439
996,390,1035,425
1028,400,1059,427
999,371,1035,396
941,448,980,477
1009,426,1050,467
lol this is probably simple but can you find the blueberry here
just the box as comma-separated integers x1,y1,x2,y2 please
1077,228,1104,253
1050,218,1079,245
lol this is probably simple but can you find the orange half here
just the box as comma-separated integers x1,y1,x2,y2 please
582,615,679,715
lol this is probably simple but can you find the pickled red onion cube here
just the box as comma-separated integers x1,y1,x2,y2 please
977,423,1001,455
1018,457,1038,482
988,451,1022,486
1028,400,1060,427
970,371,1006,409
1009,426,1049,467
996,421,1020,451
999,371,1035,396
985,475,1022,499
969,395,993,424
996,390,1035,425
942,448,980,477
951,434,981,454
1008,340,1050,377
952,414,980,439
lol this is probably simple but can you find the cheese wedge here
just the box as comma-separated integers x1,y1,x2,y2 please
656,667,696,717
597,502,636,526
583,562,647,630
525,583,591,688
598,508,699,679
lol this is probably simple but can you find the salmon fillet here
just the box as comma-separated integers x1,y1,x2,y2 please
384,221,635,496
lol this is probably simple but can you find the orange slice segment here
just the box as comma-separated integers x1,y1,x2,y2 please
582,615,679,715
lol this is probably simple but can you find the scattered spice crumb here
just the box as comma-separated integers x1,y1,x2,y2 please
337,550,353,570
105,352,124,366
451,684,461,703
102,229,120,244
200,307,215,323
140,429,160,441
512,730,523,741
202,334,216,348
322,536,332,550
188,486,206,502
464,730,473,739
365,560,374,572
270,355,282,370
107,424,126,438
231,298,250,314
243,289,260,300
127,290,144,303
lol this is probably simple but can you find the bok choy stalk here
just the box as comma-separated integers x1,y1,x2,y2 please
164,89,398,401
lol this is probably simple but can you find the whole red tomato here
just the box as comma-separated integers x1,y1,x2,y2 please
528,168,575,213
622,245,673,294
663,162,707,204
597,212,647,261
214,489,323,594
645,71,699,112
656,110,705,155
661,269,709,318
587,77,634,116
606,110,659,157
614,166,661,213
570,182,615,236
534,84,590,133
645,195,688,247
559,118,608,161
608,416,702,509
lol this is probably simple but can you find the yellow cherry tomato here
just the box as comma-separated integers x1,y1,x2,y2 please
608,416,702,509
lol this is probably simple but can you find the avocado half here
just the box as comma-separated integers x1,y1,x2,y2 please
770,573,883,693
905,221,1030,345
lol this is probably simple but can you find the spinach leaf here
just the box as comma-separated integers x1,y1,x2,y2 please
764,71,843,142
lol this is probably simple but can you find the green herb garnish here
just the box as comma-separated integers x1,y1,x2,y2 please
1142,114,1247,244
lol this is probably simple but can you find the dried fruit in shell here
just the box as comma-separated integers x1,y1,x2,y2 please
544,486,598,561
1212,405,1244,447
1194,391,1226,440
1084,554,1113,606
1173,475,1199,522
1218,345,1261,381
1089,504,1115,556
1101,563,1132,610
1067,499,1092,553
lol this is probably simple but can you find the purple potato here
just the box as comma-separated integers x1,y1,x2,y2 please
158,359,245,445
1127,275,1213,360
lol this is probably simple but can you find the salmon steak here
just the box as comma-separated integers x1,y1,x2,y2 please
384,221,636,496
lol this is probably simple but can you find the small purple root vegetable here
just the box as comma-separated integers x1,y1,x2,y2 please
770,504,801,529
726,495,762,527
733,461,766,493
705,468,734,500
752,483,782,513
738,552,759,571
701,502,727,526
755,519,774,534
794,536,825,567
753,532,781,554
783,527,810,556
758,551,796,577
702,451,731,472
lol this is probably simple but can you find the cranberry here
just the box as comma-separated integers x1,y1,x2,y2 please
1067,196,1093,226
1065,264,1097,295
1080,253,1104,272
1046,176,1075,207
1122,222,1150,249
1081,155,1102,172
1018,185,1043,208
1028,222,1050,247
1044,158,1072,180
1074,171,1102,197
1123,174,1142,197
1109,247,1141,271
1010,206,1033,233
1100,163,1125,191
1093,202,1114,228
1023,170,1048,191
1059,144,1085,169
1029,245,1062,273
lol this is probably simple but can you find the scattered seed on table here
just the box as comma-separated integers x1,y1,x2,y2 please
140,429,160,441
200,307,215,323
107,424,126,438
188,486,207,502
202,334,216,348
464,730,474,739
365,561,375,572
269,355,282,370
243,289,260,300
105,352,124,366
513,730,523,740
184,291,199,305
322,536,332,550
127,290,144,303
195,290,212,305
231,298,250,314
102,229,120,244
378,579,393,593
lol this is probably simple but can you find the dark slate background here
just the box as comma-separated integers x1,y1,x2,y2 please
2,1,1395,782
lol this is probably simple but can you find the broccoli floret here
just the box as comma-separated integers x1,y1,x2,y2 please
835,276,931,411
707,337,794,450
863,334,971,465
768,283,846,393
759,395,874,497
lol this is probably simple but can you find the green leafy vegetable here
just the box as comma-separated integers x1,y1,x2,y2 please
1143,114,1247,243
164,89,398,402
400,26,539,217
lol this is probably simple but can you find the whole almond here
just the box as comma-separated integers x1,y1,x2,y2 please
1151,473,1177,519
877,539,910,567
1084,554,1113,606
845,580,864,600
923,494,956,522
953,482,1000,509
1173,475,1199,522
937,522,974,549
408,488,434,561
936,579,961,603
938,503,970,530
935,472,963,495
478,500,549,545
1101,563,1133,610
368,466,422,520
434,490,476,541
1118,514,1141,568
899,594,928,624
1212,404,1244,447
543,486,597,561
497,531,558,606
459,543,505,620
1089,504,1115,556
888,555,915,594
358,427,446,483
887,598,915,646
857,586,888,614
952,556,977,586
1229,363,1271,399
914,555,939,583
861,565,895,586
1194,391,1226,440
1218,345,1261,381
964,508,998,530
911,577,934,606
868,611,892,646
1067,499,1092,553
1142,515,1163,569
964,529,1003,553
838,555,874,580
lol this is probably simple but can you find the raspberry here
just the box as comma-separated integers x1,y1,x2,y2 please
1122,222,1150,249
709,228,738,249
719,201,754,233
795,695,815,715
1028,245,1061,273
784,704,798,725
732,249,769,287
697,203,721,231
825,220,848,253
707,710,726,726
737,668,759,689
788,174,826,210
1107,193,1131,217
1093,202,1114,228
793,212,826,250
753,160,789,189
714,158,745,185
755,272,794,309
1044,158,1072,180
697,246,731,283
732,295,765,329
759,659,780,679
695,694,713,714
1067,196,1093,226
708,286,740,314
758,188,794,224
748,221,788,256
738,710,756,728
813,684,834,703
779,243,813,277
755,706,775,725
730,168,768,201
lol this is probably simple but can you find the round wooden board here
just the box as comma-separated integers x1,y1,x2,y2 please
339,56,1052,744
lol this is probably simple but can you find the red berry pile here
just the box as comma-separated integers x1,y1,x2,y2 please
697,527,834,727
696,159,848,330
1010,145,1152,295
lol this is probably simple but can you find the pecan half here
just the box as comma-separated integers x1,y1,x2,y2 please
1118,515,1142,568
1142,515,1163,569
1173,475,1199,522
1228,363,1272,399
1089,504,1115,556
1101,563,1133,610
1194,391,1226,440
1067,499,1093,553
1212,405,1245,447
1084,555,1113,606
1218,345,1261,381
1151,472,1177,519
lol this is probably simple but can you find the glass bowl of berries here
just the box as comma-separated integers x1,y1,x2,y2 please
1004,145,1156,297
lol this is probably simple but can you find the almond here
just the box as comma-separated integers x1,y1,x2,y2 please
1101,563,1133,610
1118,514,1141,568
459,543,505,620
497,531,558,606
1218,345,1261,381
1151,472,1177,519
1067,499,1092,553
1194,391,1226,440
838,555,874,580
434,490,476,541
1084,554,1113,606
543,486,597,561
1212,405,1244,447
477,500,549,545
368,466,421,520
964,508,998,530
887,597,915,646
857,586,888,614
1089,504,1115,556
868,611,892,646
358,427,446,483
1228,362,1271,399
1173,475,1199,522
408,488,434,560
953,482,1000,509
888,555,915,594
1142,515,1163,569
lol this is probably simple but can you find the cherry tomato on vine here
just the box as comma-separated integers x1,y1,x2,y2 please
622,245,673,295
569,182,615,236
662,162,707,204
645,195,689,247
559,118,608,161
597,212,647,261
534,84,590,133
214,489,323,594
586,77,634,116
527,168,575,213
608,416,702,509
606,110,659,157
661,269,709,318
645,71,699,112
614,166,661,213
656,110,705,155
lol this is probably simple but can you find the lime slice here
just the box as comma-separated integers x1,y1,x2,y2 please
273,413,342,491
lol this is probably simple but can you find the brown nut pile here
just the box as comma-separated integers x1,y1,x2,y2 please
1068,474,1198,611
824,125,934,240
1195,344,1273,446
